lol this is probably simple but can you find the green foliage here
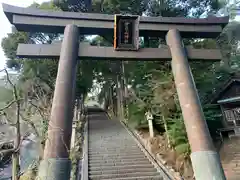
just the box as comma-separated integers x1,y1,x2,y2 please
53,0,89,12
128,101,146,128
168,119,187,146
204,106,224,137
30,1,61,10
168,118,190,155
147,0,221,17
175,143,191,156
99,0,148,15
1,31,29,69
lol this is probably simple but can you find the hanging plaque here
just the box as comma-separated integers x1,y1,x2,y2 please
114,14,140,51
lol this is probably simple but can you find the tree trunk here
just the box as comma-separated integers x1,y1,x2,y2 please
12,101,21,180
12,152,20,180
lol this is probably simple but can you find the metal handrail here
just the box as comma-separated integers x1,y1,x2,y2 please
80,116,88,180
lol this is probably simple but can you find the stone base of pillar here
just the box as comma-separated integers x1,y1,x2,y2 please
37,158,71,180
191,151,226,180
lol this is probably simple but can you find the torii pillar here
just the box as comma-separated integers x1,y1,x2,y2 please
166,29,226,180
38,24,79,180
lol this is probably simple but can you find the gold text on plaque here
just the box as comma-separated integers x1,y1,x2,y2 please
124,22,130,44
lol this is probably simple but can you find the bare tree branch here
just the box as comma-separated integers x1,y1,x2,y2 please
0,99,23,112
0,68,21,180
28,100,45,121
0,69,14,88
19,113,40,137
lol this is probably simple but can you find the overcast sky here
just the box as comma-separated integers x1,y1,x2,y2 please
0,0,48,76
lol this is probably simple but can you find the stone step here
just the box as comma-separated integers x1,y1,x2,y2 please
89,139,133,141
90,137,134,140
89,151,143,156
89,171,161,179
233,154,240,157
96,176,163,180
89,151,142,156
89,167,158,176
89,137,134,139
89,143,137,146
89,158,148,164
90,144,137,146
89,144,138,147
88,153,146,160
89,155,146,161
230,160,240,163
89,131,131,133
87,110,162,180
89,156,148,162
89,145,139,149
89,140,135,142
89,135,131,137
223,164,238,170
89,164,154,171
89,160,151,167
232,167,240,171
89,132,129,133
88,148,140,153
89,140,136,142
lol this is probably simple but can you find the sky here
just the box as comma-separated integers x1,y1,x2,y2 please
0,0,48,76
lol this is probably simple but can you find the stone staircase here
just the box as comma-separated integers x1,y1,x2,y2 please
220,137,240,180
87,111,164,180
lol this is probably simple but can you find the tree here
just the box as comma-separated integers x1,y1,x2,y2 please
1,30,29,70
0,69,24,180
53,0,90,12
0,68,54,180
99,0,148,15
147,0,221,17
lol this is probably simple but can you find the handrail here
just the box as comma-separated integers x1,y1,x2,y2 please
80,116,88,180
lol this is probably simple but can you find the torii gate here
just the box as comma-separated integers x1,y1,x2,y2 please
2,3,229,180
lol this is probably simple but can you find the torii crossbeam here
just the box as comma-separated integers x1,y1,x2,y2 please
17,43,222,61
3,3,228,38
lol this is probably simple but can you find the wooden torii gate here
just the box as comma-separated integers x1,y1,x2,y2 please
3,3,229,180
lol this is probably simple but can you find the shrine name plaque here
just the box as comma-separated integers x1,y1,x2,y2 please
114,14,140,51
